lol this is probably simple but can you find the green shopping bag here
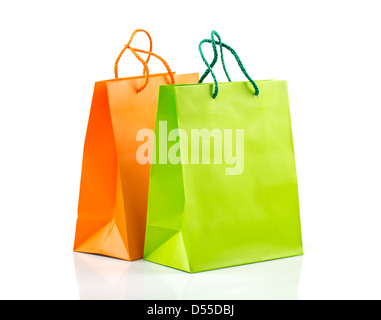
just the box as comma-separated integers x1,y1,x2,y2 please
143,31,303,272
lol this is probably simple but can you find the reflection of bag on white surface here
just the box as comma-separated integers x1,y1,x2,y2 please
73,253,302,299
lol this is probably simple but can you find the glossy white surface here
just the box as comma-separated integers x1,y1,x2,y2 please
1,0,381,300
74,254,303,300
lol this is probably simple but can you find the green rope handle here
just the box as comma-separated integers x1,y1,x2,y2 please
199,31,231,84
198,30,259,99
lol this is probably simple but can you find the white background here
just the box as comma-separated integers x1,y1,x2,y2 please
0,0,380,300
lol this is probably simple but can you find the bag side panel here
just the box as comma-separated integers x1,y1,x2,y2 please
143,85,190,272
74,81,121,256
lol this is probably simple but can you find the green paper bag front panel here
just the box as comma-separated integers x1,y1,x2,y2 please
144,80,303,273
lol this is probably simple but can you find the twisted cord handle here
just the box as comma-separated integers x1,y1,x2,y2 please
199,30,231,84
129,47,175,92
199,30,259,99
114,29,175,93
114,29,152,79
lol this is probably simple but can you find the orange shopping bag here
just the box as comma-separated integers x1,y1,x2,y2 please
73,29,199,260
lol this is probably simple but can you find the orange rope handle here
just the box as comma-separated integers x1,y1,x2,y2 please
128,47,150,93
114,29,153,79
129,47,175,92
